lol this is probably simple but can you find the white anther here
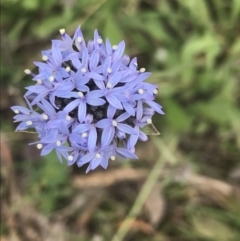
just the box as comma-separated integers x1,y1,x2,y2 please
138,89,144,94
112,120,118,127
77,36,82,43
153,89,158,94
66,115,71,121
37,143,43,149
65,66,71,72
111,156,115,161
26,120,32,126
112,45,118,50
56,141,61,146
37,79,42,84
82,132,88,138
78,91,84,97
97,38,103,44
147,118,152,124
42,114,48,120
107,68,112,74
81,68,87,73
49,76,54,82
106,82,112,88
42,55,48,61
68,155,74,161
59,29,65,35
14,110,20,114
140,68,146,73
24,69,31,74
96,153,101,159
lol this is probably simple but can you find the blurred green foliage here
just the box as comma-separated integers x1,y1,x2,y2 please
1,0,240,240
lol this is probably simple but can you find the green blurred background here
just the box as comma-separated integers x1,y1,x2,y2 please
1,0,240,240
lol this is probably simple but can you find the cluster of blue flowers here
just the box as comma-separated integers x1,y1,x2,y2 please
11,26,164,172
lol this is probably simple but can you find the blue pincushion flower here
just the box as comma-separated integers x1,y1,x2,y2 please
11,27,164,172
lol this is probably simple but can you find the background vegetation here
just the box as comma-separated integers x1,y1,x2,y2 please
1,0,240,240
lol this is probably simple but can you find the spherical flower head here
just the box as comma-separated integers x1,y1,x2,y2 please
11,26,164,173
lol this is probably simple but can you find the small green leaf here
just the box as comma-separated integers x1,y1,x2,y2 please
141,123,160,136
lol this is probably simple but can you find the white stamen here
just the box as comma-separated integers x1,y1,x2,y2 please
81,68,87,73
68,155,74,161
42,114,48,120
59,29,65,35
96,153,101,159
153,89,158,94
78,91,84,97
82,132,88,138
24,69,31,75
138,89,144,94
97,38,103,44
37,79,42,84
106,82,112,88
111,156,115,161
140,68,146,73
147,118,152,124
49,76,54,82
77,37,82,43
14,110,20,114
66,115,71,121
42,55,48,61
26,120,32,126
112,120,118,127
56,141,61,146
65,66,71,72
107,68,112,74
36,143,43,149
112,45,118,50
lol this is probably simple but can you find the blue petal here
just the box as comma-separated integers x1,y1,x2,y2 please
145,100,165,114
106,95,123,109
87,90,105,98
26,85,48,93
88,127,97,152
96,119,111,128
103,56,111,76
41,144,54,156
89,50,100,70
116,148,138,159
136,100,143,120
11,106,31,115
64,99,80,112
73,124,90,133
85,72,105,81
91,157,102,170
108,72,122,87
101,126,115,147
40,99,56,115
52,43,62,66
117,123,137,134
100,157,109,169
78,152,95,166
87,98,105,106
139,130,148,141
107,105,116,119
122,102,135,116
129,128,139,147
78,101,87,123
105,38,112,55
113,41,125,61
82,46,88,65
116,112,131,122
135,72,151,82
